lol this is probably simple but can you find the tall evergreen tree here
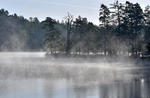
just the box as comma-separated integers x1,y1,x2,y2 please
122,1,144,55
99,4,111,56
144,5,150,43
42,17,64,54
99,4,110,27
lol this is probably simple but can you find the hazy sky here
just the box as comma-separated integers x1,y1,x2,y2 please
1,0,150,25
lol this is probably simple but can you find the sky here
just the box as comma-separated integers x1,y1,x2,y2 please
1,0,150,25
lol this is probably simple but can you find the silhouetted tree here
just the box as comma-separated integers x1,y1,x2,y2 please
42,17,64,54
144,5,150,44
64,13,73,55
123,2,144,55
99,4,110,27
99,4,111,56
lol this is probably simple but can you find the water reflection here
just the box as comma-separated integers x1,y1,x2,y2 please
0,78,149,98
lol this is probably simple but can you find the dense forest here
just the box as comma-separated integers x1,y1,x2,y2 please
0,9,45,51
0,1,150,57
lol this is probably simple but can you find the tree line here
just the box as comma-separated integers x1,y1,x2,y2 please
0,1,150,57
0,9,45,51
44,1,150,56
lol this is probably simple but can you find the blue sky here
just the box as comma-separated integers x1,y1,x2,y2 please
1,0,149,25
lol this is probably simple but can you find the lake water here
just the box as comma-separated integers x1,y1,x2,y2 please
0,52,150,98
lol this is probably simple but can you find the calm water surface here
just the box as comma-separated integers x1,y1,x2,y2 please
0,52,150,98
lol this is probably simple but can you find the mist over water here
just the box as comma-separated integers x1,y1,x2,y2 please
0,52,150,98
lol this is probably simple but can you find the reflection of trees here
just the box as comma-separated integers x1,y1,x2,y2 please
98,80,150,98
140,80,150,98
73,87,87,98
99,84,109,98
42,78,150,98
130,80,141,98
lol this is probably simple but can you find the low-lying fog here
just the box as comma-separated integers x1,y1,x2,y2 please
0,52,150,98
0,52,142,81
